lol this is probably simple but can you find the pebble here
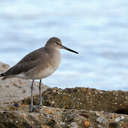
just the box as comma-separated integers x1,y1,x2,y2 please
96,116,108,124
70,122,78,128
115,116,125,122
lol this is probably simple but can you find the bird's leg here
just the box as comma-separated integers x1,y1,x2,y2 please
29,80,34,112
39,79,42,107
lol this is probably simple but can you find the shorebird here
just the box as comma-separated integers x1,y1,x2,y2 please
0,37,79,112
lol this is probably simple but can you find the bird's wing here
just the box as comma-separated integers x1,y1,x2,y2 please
4,47,45,76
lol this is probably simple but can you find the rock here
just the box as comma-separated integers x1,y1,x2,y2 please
109,122,119,128
35,87,128,114
1,61,128,127
70,122,78,128
115,116,125,122
0,105,128,128
96,116,108,124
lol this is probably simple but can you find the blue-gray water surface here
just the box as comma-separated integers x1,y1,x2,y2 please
0,0,128,90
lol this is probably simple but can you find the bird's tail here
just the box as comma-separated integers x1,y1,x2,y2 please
0,73,6,77
0,73,7,80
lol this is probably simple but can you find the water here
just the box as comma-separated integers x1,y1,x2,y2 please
0,0,128,90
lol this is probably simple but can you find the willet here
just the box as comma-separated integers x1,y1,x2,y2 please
0,37,79,112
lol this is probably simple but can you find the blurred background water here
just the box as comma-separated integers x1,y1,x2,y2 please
0,0,128,90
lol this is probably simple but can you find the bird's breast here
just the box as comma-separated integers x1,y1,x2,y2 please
34,49,61,79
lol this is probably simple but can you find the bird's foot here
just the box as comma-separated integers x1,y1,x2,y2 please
36,103,42,110
38,99,43,108
29,105,42,112
29,105,34,112
39,102,43,106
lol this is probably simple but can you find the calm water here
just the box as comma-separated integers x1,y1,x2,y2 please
0,0,128,90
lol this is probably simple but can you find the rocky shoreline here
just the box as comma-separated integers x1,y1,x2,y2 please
0,61,128,128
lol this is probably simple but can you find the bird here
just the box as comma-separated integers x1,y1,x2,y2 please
0,37,79,112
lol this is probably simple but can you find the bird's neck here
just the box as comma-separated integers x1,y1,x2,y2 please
45,46,60,52
44,47,61,67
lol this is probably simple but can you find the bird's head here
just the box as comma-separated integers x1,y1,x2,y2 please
45,37,79,54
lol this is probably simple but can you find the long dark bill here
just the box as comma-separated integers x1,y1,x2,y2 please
62,45,79,54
